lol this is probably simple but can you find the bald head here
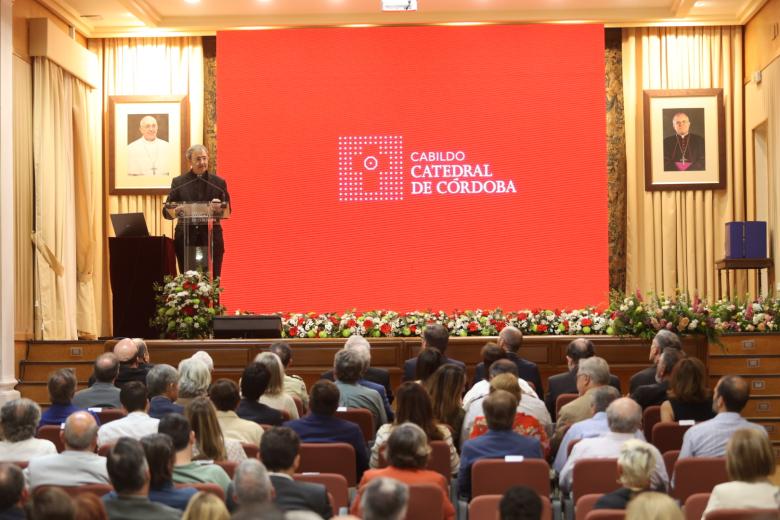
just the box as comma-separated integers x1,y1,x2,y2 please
94,352,119,383
498,326,523,353
114,338,139,366
63,411,99,451
606,397,642,433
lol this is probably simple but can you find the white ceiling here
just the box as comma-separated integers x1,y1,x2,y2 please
40,0,767,37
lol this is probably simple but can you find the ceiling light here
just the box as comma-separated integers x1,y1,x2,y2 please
184,0,200,4
694,1,706,6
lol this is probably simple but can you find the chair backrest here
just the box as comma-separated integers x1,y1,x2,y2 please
556,393,579,417
215,460,239,479
671,457,728,502
575,493,603,520
471,458,551,497
97,444,111,457
571,458,620,502
335,408,374,442
298,443,357,486
36,425,64,452
662,449,680,477
295,473,349,511
567,438,582,456
705,509,780,520
584,510,625,520
260,424,273,431
427,440,451,482
405,483,444,520
683,492,711,520
467,494,552,520
96,408,126,425
242,443,259,459
175,482,226,501
291,395,305,417
49,484,114,497
651,422,692,454
642,405,662,440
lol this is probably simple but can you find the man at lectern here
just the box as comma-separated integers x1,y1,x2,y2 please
163,144,231,279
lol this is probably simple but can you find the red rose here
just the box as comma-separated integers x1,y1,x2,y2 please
182,306,195,316
496,321,506,332
363,319,374,329
410,325,417,334
289,326,299,336
518,312,528,321
481,310,490,317
581,318,592,327
330,316,340,325
347,319,357,328
380,323,391,335
468,322,478,332
537,324,548,333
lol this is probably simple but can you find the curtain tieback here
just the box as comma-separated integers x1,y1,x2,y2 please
31,231,65,276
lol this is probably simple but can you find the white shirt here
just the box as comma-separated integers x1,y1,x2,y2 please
0,437,57,462
558,431,668,494
461,393,552,448
127,137,172,176
463,378,538,413
97,411,159,446
704,481,780,517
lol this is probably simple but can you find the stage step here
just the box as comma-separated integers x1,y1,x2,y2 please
25,341,106,362
20,360,94,382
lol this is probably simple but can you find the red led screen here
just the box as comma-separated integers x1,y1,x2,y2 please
216,24,608,312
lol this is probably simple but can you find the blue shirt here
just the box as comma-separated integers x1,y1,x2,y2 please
149,482,199,511
679,412,768,459
39,404,98,428
148,396,184,420
285,413,369,478
458,429,543,499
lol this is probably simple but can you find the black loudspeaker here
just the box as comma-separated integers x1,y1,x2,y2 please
212,315,282,339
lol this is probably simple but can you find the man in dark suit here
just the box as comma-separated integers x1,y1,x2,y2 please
0,463,27,519
663,112,705,171
146,364,183,420
163,144,231,278
402,323,465,382
321,335,394,404
628,329,682,394
545,338,622,421
285,379,369,478
631,347,684,409
261,427,332,519
236,362,285,426
472,326,544,399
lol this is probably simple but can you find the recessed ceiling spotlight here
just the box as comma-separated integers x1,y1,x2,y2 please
694,1,706,6
184,0,200,4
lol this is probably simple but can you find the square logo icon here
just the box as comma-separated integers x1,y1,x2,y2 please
338,135,404,202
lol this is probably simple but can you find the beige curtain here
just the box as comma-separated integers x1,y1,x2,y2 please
623,27,745,300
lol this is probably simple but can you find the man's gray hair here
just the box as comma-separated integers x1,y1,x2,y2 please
344,335,371,369
345,335,371,350
606,397,642,434
334,348,365,383
578,356,610,385
498,326,523,353
233,459,272,506
185,144,208,161
146,364,178,397
591,386,620,413
653,329,681,352
190,351,214,372
63,412,99,450
361,477,409,520
177,358,211,398
0,398,41,442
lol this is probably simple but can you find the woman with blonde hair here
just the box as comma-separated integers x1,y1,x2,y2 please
703,427,780,516
625,492,683,520
181,491,230,520
185,396,246,462
254,352,299,419
593,439,656,510
175,358,211,408
425,364,466,448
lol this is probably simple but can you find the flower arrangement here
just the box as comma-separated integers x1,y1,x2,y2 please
151,271,224,339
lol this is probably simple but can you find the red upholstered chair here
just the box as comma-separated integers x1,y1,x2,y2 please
241,443,259,459
335,408,374,443
651,422,692,454
405,483,444,520
97,444,112,457
575,493,603,520
705,509,780,519
468,495,552,520
584,510,625,520
556,393,579,417
36,425,64,453
567,438,582,456
291,395,305,417
683,493,711,520
298,443,357,486
175,482,226,501
671,457,728,503
215,460,239,479
663,450,680,477
642,405,662,441
571,459,620,503
45,484,114,497
295,473,349,512
95,408,126,425
471,458,551,498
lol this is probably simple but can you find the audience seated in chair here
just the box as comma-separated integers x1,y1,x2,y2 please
321,335,395,404
254,352,300,420
332,349,387,430
73,491,109,519
361,477,409,520
39,368,90,428
593,439,658,510
209,378,263,446
146,364,183,420
285,379,369,479
625,491,683,520
0,399,57,462
424,365,467,448
97,381,158,447
464,348,542,408
181,490,229,520
472,326,544,401
175,357,211,409
703,428,780,516
185,396,246,462
106,338,152,390
678,375,768,460
370,382,459,475
157,413,231,495
261,427,332,519
659,357,716,423
458,390,543,500
271,342,310,413
340,339,395,422
103,437,180,520
231,458,274,514
545,339,622,421
24,486,75,520
402,323,465,382
236,361,284,426
73,353,122,409
352,423,455,520
630,347,683,410
27,411,110,489
499,485,543,520
628,330,681,394
414,348,445,386
140,433,198,511
0,463,28,519
559,397,668,494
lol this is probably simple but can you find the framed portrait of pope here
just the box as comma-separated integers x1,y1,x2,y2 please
109,95,190,194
